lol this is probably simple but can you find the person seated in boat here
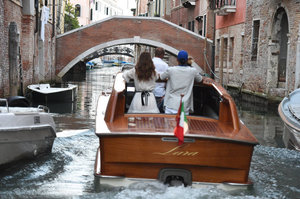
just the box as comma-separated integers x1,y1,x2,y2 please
122,52,160,114
160,50,203,115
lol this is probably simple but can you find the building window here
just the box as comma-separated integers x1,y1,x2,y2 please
216,39,220,68
192,21,194,32
240,35,244,70
106,7,109,15
188,21,195,32
95,2,98,10
251,20,260,61
229,37,234,69
90,9,93,20
203,15,206,37
223,38,228,68
75,4,81,17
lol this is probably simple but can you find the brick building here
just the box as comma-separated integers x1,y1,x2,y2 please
135,0,214,71
212,0,300,99
137,0,214,40
137,0,300,99
242,0,300,98
214,0,246,88
0,0,58,97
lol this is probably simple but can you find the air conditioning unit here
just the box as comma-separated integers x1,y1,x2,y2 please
181,0,196,8
195,15,203,22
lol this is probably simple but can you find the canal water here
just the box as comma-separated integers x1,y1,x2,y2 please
0,67,300,199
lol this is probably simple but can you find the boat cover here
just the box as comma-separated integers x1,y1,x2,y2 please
289,104,300,121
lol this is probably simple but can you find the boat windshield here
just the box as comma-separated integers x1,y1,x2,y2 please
123,80,220,120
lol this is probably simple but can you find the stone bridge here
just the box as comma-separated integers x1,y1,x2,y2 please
56,16,213,78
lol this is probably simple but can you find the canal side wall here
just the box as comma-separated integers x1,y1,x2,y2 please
0,0,56,98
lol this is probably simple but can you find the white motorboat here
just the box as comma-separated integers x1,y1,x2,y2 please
278,88,300,151
0,98,56,167
27,83,77,103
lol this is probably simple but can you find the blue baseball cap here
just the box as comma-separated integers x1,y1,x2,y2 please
177,50,188,61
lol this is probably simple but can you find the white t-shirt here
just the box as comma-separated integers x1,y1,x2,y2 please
160,66,202,113
152,57,168,97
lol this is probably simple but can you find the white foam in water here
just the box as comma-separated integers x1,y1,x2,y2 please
56,129,91,137
112,182,255,199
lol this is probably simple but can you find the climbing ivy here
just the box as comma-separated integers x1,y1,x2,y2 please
64,1,80,32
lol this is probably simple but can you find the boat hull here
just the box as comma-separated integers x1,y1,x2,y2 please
95,135,255,184
30,89,76,103
0,107,56,168
278,88,300,151
94,73,258,185
0,126,56,166
282,124,300,151
27,84,78,103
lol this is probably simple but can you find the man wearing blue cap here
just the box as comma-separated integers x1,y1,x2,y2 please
160,50,203,114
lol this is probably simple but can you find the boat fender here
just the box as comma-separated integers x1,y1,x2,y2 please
7,96,30,107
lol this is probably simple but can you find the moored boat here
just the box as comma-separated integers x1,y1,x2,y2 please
27,83,77,103
94,73,258,186
278,88,300,151
0,98,56,168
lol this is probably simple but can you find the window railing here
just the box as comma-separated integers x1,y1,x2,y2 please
213,0,236,16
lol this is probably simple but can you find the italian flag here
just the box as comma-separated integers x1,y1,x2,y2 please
174,99,188,145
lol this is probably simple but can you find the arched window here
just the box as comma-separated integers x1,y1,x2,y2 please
75,4,81,17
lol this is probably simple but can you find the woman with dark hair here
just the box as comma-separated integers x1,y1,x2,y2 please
122,52,160,113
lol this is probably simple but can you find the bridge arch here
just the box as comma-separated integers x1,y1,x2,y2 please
56,16,212,78
58,37,191,77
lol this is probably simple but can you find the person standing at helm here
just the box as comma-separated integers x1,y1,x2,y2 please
152,47,168,113
160,50,203,115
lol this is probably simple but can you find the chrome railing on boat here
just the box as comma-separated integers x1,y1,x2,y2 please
37,105,50,113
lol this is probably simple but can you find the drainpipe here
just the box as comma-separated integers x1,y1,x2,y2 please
34,0,39,33
285,33,291,95
52,0,55,37
220,37,224,86
211,11,216,79
295,27,300,89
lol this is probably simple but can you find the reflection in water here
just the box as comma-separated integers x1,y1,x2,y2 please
33,102,77,114
230,90,285,148
0,67,299,198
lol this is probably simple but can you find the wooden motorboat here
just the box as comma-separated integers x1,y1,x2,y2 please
0,98,56,168
94,73,258,186
278,88,300,151
27,83,77,103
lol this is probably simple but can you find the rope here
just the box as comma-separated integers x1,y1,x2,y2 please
203,49,220,79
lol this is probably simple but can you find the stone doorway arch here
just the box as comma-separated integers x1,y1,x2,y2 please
272,7,289,88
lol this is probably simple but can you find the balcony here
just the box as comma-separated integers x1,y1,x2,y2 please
214,0,236,16
181,0,196,8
